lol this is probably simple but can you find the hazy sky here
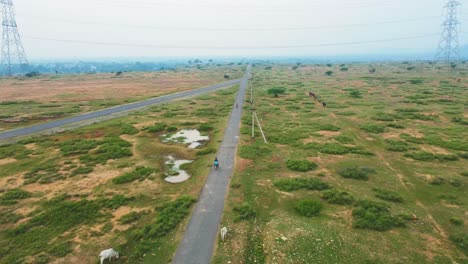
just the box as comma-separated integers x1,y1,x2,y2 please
11,0,468,59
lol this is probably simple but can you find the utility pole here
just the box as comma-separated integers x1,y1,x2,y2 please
435,0,462,64
1,0,28,75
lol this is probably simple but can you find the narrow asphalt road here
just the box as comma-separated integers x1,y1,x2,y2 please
172,66,251,264
0,79,241,141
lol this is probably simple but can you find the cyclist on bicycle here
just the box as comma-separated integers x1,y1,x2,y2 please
214,157,219,169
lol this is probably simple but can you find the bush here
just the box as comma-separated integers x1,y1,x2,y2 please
199,123,214,132
0,189,31,204
352,200,405,231
321,189,354,205
113,166,155,184
144,123,166,133
450,233,468,255
286,160,317,172
325,71,334,76
340,67,349,71
0,144,33,159
449,217,463,226
120,123,139,135
349,90,362,98
273,177,331,192
337,166,374,181
233,203,256,221
71,166,94,176
166,126,178,132
373,188,403,203
295,199,323,217
267,87,286,97
335,135,354,144
385,140,409,152
196,147,216,156
59,139,99,156
404,152,459,162
360,123,385,134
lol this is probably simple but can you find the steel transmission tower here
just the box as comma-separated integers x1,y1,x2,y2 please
435,0,462,64
0,0,28,75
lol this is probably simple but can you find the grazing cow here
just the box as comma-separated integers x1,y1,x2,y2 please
220,227,228,241
99,248,119,264
322,102,327,107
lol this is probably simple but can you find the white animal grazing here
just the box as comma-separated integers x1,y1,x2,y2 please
99,248,119,264
220,226,228,241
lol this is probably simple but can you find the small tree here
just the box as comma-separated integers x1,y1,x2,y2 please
267,87,286,97
325,71,334,76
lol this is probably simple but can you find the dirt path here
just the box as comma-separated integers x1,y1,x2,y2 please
172,66,251,264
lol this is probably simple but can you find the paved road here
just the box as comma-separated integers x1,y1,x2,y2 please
0,79,241,141
172,66,251,264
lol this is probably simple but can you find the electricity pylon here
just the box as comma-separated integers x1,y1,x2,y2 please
1,0,28,75
435,0,462,64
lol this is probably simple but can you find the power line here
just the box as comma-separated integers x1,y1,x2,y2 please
18,14,441,32
24,33,439,50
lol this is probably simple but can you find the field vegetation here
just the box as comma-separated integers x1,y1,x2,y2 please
214,63,467,263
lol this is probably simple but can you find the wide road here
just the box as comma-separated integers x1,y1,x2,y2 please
0,79,241,141
172,65,251,264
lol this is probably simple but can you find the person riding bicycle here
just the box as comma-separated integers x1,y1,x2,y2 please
214,157,219,169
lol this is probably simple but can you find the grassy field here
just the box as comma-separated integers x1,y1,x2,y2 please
214,63,467,263
0,66,243,130
0,74,241,263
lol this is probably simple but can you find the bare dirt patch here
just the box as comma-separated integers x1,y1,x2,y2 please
318,130,341,137
420,145,451,155
236,158,253,172
0,158,16,166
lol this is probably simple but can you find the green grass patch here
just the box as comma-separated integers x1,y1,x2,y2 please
373,188,404,203
0,189,31,205
119,211,147,225
233,203,257,221
385,140,409,152
449,233,468,255
321,189,355,205
120,123,139,135
112,166,156,184
0,144,33,159
144,123,167,133
239,143,271,160
273,177,331,192
337,166,375,181
59,139,99,156
360,123,386,134
286,159,318,172
404,151,459,162
352,200,405,231
294,199,323,217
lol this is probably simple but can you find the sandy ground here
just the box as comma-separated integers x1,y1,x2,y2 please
0,71,224,103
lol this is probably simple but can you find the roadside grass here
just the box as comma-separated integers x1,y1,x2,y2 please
0,80,239,263
215,63,468,263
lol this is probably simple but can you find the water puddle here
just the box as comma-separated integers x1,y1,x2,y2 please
164,155,193,183
163,129,209,149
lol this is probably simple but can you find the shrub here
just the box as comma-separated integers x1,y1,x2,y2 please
233,203,256,221
59,139,99,156
404,152,459,162
166,126,178,132
120,123,139,135
340,67,349,71
450,233,468,255
429,177,445,185
325,71,334,76
112,166,155,184
0,189,31,204
144,123,166,133
321,189,354,205
352,200,405,231
387,123,405,129
286,160,317,172
295,199,323,217
71,166,94,176
373,188,403,203
360,123,385,134
0,144,33,159
449,218,463,226
337,166,374,181
199,123,214,132
273,177,331,192
349,90,362,98
385,140,409,152
267,87,286,97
